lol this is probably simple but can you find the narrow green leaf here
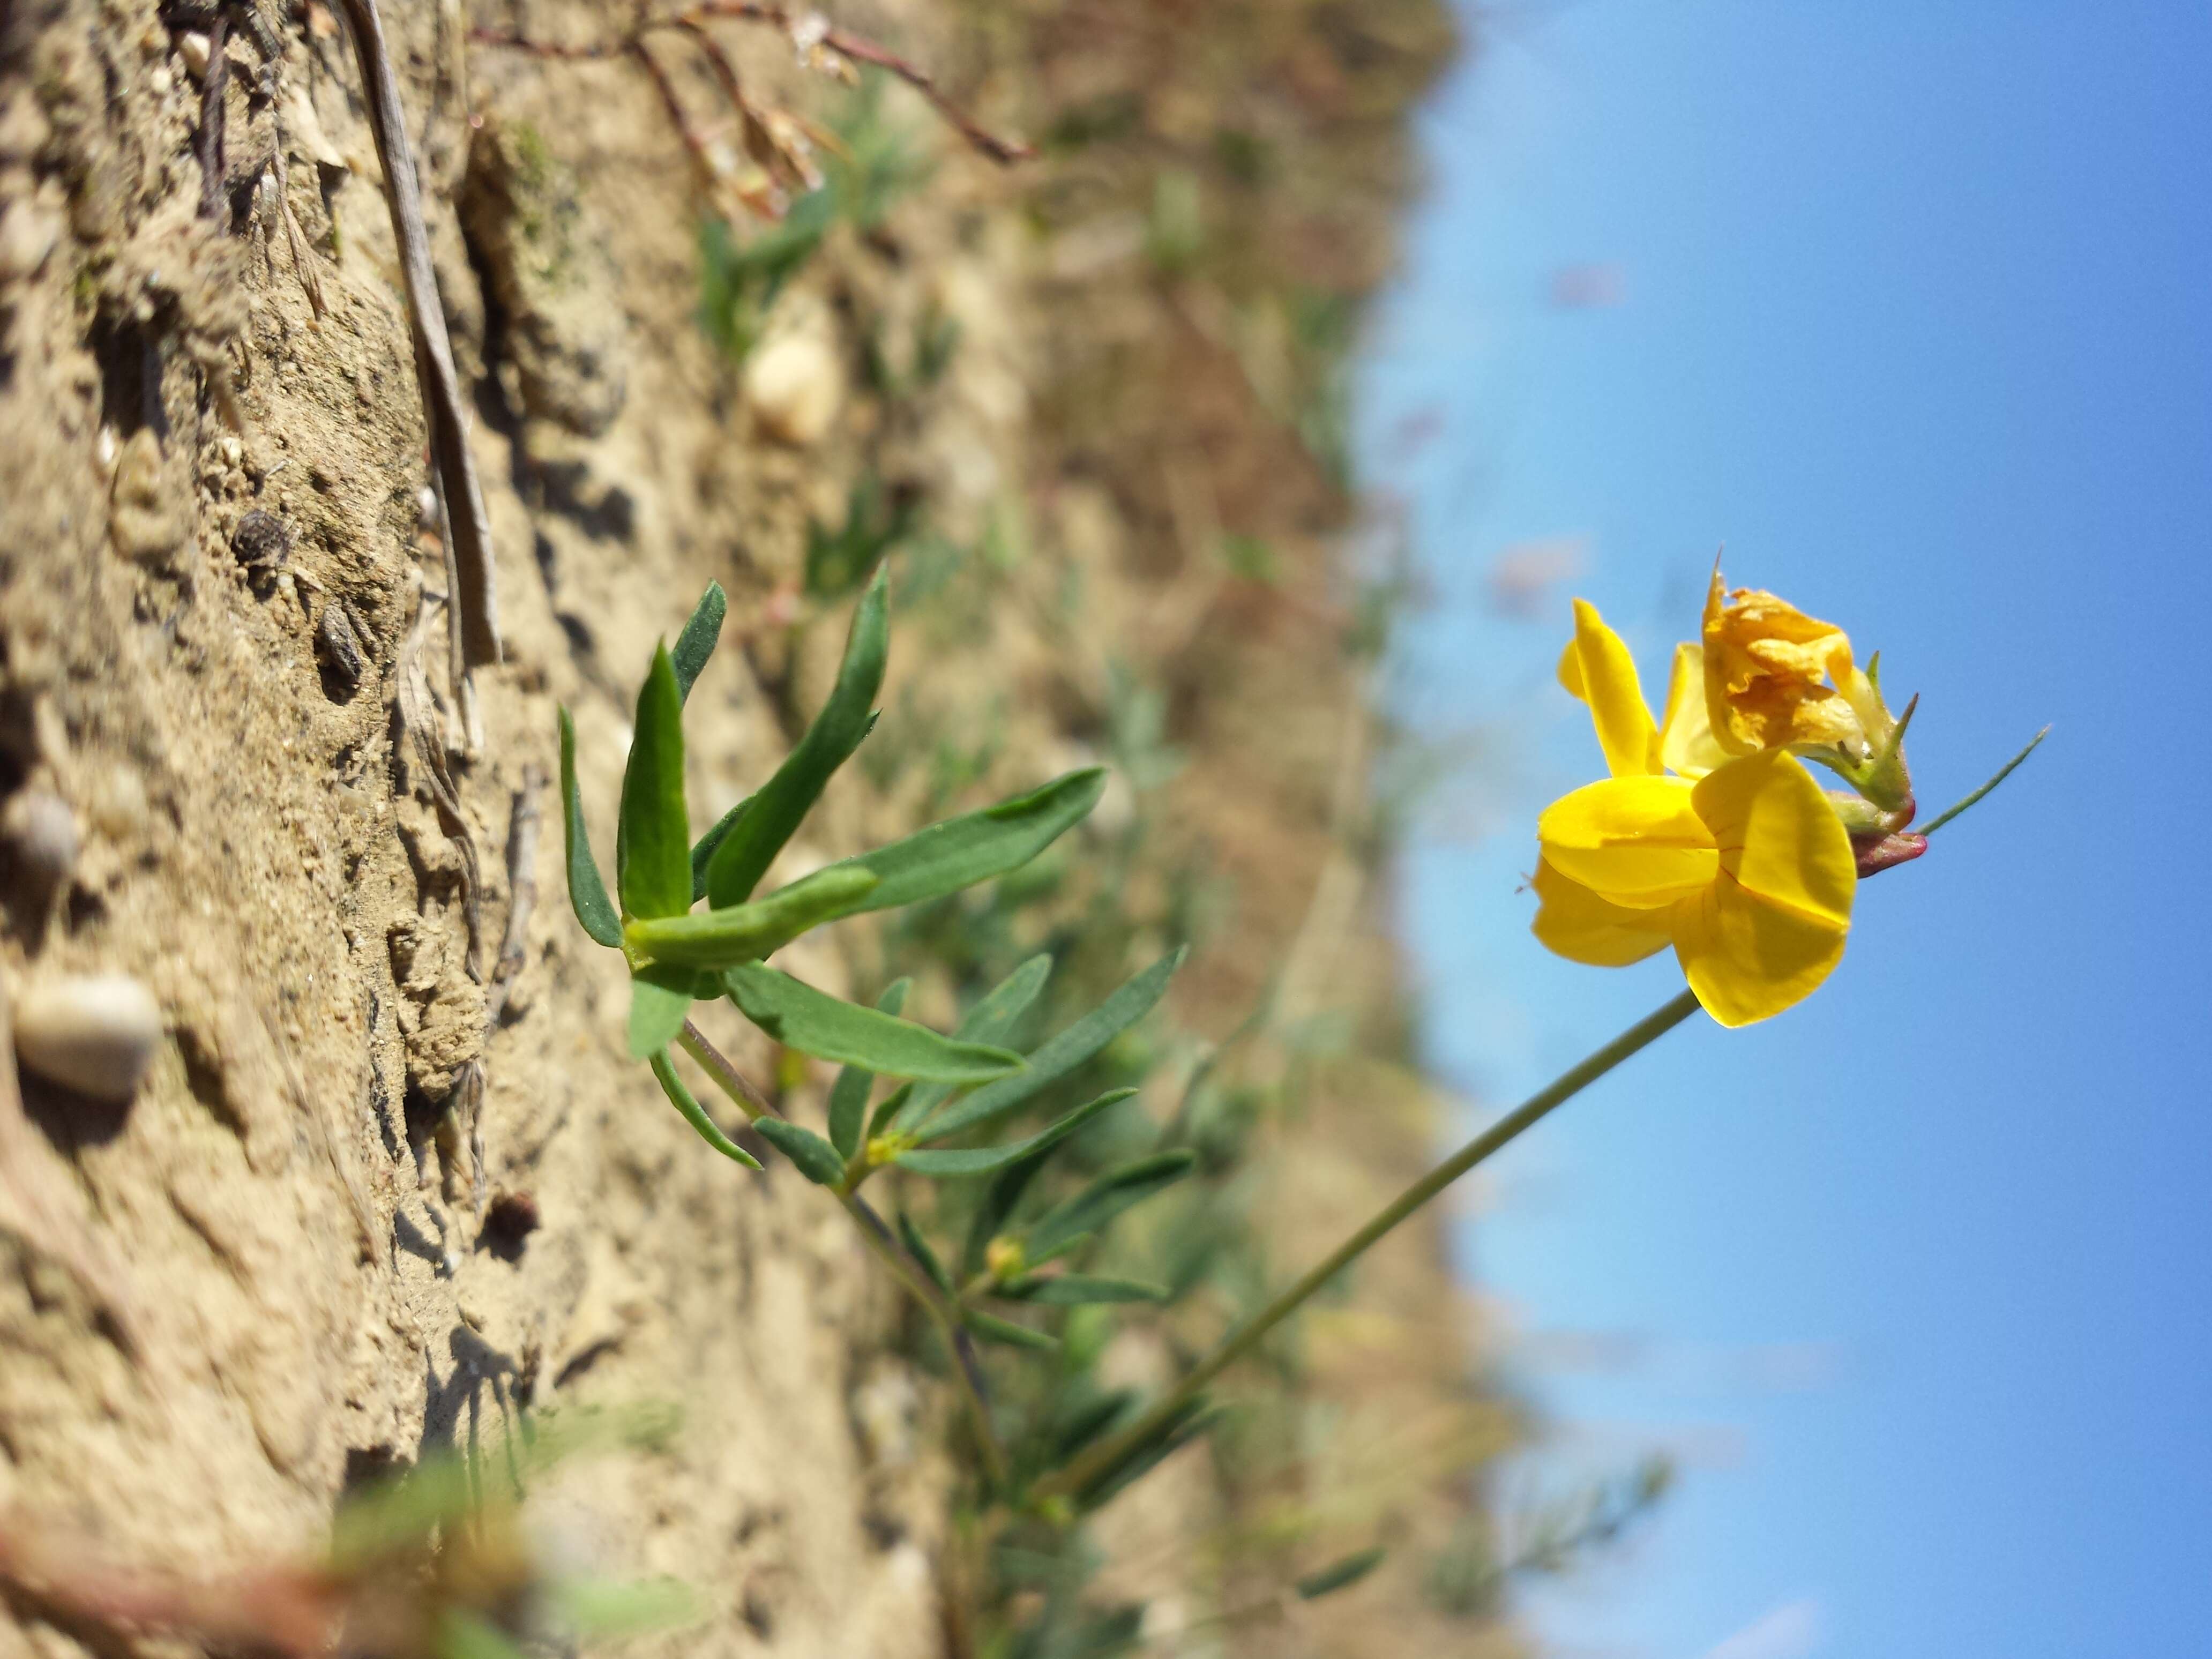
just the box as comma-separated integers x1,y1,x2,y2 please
965,1307,1058,1352
624,867,879,969
822,769,1105,916
963,1142,1055,1277
753,1116,846,1186
629,965,701,1059
1000,1274,1169,1306
549,1576,700,1640
830,979,910,1159
648,1049,763,1169
892,954,1054,1133
670,582,727,703
1027,1150,1197,1261
896,1087,1137,1177
1045,1388,1139,1468
557,707,622,948
895,1210,953,1293
690,795,752,902
1295,1548,1387,1601
705,569,890,907
440,1609,534,1659
724,963,1025,1083
915,947,1185,1144
1074,1399,1213,1510
617,646,691,921
865,1081,915,1146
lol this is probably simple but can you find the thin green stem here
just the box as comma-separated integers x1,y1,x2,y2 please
1036,988,1702,1504
841,1192,1011,1490
677,1019,1010,1488
1920,725,2049,836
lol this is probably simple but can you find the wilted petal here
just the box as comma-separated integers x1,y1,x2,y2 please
1538,774,1716,908
1531,859,1673,966
1702,570,1867,757
1558,599,1661,778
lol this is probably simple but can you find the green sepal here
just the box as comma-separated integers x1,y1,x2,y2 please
1026,1150,1196,1261
629,964,701,1059
690,795,752,902
1295,1547,1387,1601
830,978,910,1159
617,645,691,921
893,954,1053,1134
753,1116,847,1186
914,947,1185,1144
895,1087,1137,1178
557,706,622,948
964,1307,1059,1352
624,866,879,969
998,1274,1169,1306
819,769,1105,916
648,1049,763,1169
705,568,890,907
724,963,1026,1083
670,582,727,703
895,1210,953,1294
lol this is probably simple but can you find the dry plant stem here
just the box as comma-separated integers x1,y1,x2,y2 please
333,0,502,709
195,10,231,221
671,1021,1011,1487
469,6,1032,166
1039,988,1706,1504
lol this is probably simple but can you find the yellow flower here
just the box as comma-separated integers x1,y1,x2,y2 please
1536,599,1856,1026
1701,569,1890,762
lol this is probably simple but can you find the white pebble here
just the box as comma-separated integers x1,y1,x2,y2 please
1,790,79,901
744,331,843,447
13,974,162,1103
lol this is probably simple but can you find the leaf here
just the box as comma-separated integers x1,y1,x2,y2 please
892,954,1053,1133
865,1081,915,1146
1044,1388,1138,1468
1074,1399,1213,1510
914,947,1185,1143
617,646,691,921
1026,1151,1196,1261
964,1307,1058,1352
1296,1547,1387,1601
895,1087,1137,1177
628,965,701,1059
822,770,1105,915
895,1210,953,1294
670,582,727,702
648,1049,763,1169
624,867,879,969
439,1609,534,1659
724,963,1025,1083
830,979,910,1158
689,795,752,902
557,707,622,947
705,569,890,906
549,1576,700,1640
1000,1275,1169,1306
754,1117,846,1187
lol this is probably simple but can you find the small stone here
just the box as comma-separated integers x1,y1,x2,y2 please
317,601,367,697
744,331,843,447
0,200,61,282
177,31,211,78
13,973,163,1103
231,507,291,574
1,790,79,910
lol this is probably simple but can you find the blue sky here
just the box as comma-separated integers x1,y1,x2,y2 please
1355,4,2212,1656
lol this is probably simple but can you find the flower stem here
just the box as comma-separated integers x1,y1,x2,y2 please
1035,987,1703,1504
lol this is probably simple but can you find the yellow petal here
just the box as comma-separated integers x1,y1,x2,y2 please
1658,642,1730,779
1671,876,1848,1027
1564,598,1661,778
1537,774,1717,908
1530,859,1673,966
1690,751,1856,931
